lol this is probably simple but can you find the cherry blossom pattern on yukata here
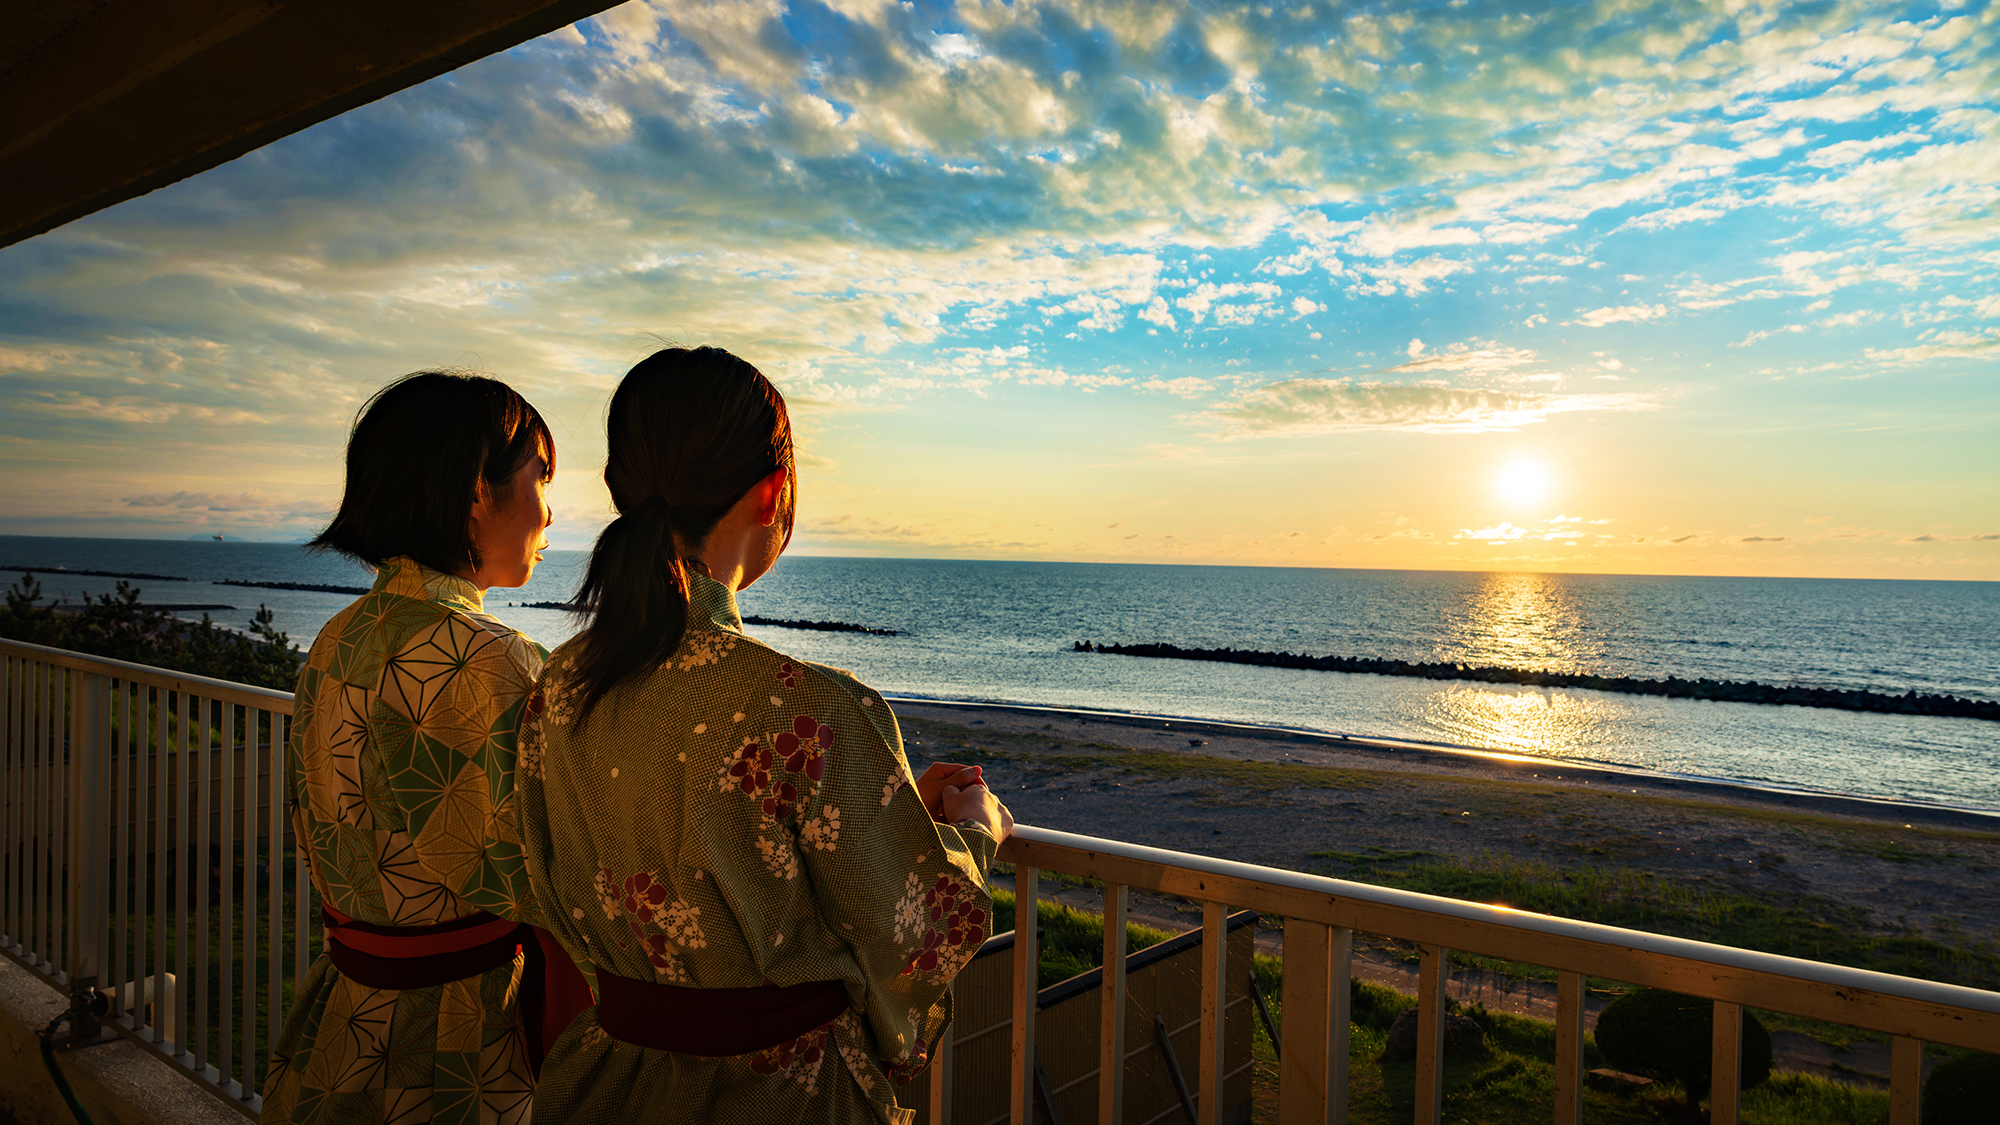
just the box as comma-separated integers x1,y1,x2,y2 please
878,769,906,807
593,866,706,981
831,1013,878,1096
775,714,831,783
885,1045,934,1088
755,834,800,881
527,668,584,732
676,630,737,671
775,661,801,688
799,805,841,852
747,1019,833,1094
518,697,546,780
721,737,800,820
901,872,986,979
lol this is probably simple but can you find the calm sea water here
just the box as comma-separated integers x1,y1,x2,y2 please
6,535,1997,810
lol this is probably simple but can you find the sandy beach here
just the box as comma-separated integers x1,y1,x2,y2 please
888,698,2000,1086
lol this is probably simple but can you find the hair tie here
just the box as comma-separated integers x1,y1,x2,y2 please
633,493,673,521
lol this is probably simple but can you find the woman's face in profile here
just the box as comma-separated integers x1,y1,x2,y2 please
469,453,553,590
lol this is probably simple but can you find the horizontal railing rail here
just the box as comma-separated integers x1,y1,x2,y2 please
6,639,1996,1125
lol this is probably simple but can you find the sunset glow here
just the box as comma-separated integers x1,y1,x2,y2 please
1,0,1995,579
1494,463,1554,510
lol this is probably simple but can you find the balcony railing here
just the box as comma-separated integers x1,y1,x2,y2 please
1,637,304,1115
5,636,1997,1124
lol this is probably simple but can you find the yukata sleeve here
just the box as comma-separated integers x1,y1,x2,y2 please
785,663,997,1076
373,613,549,927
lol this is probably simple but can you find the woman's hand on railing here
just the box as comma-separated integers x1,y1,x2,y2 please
914,762,983,818
939,776,1013,843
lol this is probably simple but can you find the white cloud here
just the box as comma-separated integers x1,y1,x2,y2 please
1803,130,1932,168
1567,304,1670,327
1730,324,1807,347
1866,329,2000,364
1385,345,1542,379
1198,380,1656,438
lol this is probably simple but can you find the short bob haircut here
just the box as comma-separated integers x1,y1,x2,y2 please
309,371,554,576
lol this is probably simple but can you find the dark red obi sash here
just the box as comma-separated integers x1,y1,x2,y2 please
322,906,592,1076
595,972,849,1057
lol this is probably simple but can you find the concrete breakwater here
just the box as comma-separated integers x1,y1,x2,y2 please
510,601,896,635
8,564,188,581
1075,640,2000,722
216,578,369,595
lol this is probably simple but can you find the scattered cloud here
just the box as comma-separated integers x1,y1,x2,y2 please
1199,380,1654,438
1567,305,1669,328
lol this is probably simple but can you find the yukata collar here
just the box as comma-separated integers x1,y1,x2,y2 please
686,570,745,634
374,555,486,616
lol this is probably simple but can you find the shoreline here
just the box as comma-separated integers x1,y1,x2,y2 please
885,695,2000,828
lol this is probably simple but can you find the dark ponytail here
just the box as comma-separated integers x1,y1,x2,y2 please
568,346,793,717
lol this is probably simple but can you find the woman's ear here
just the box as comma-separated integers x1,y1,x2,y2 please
754,467,788,526
468,475,496,523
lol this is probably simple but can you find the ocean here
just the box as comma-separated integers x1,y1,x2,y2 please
5,535,1997,811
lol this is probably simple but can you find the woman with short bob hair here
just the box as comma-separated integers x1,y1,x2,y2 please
517,346,1010,1123
264,371,586,1125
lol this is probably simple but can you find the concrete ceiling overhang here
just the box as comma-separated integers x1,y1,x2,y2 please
0,0,625,250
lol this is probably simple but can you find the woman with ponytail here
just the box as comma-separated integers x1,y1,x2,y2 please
517,346,1010,1123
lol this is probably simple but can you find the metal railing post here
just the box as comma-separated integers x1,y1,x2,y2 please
219,701,236,1094
267,707,286,1102
67,670,106,1029
1415,944,1446,1125
1277,919,1328,1124
2,652,16,954
1011,865,1038,1125
152,682,170,1047
1554,971,1584,1125
1711,1000,1742,1125
1198,900,1226,1124
1099,882,1127,1125
112,678,132,1028
1890,1036,1922,1125
927,1007,954,1125
194,693,213,1076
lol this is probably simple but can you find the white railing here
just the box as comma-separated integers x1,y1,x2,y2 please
5,638,1997,1124
976,826,2000,1125
1,637,306,1119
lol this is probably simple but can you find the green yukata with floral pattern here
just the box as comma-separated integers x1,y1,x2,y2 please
517,574,997,1125
263,558,550,1125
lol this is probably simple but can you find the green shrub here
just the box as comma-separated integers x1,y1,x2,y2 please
1593,987,1771,1112
1,573,302,691
1923,1051,2000,1125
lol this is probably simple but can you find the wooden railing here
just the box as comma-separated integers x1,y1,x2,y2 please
6,638,1997,1123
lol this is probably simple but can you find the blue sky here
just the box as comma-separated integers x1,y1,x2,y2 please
2,0,1996,578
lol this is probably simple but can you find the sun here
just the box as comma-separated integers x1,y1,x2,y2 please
1494,460,1553,507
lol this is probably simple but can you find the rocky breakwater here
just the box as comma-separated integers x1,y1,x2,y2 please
1074,640,2000,721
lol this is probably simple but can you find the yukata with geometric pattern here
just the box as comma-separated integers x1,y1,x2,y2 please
263,557,549,1125
517,573,997,1125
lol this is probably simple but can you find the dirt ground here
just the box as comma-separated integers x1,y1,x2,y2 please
888,699,2000,1086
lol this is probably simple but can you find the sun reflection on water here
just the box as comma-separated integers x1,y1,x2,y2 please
1420,683,1631,761
1440,572,1605,674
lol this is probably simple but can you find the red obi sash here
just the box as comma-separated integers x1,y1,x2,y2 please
322,906,591,1076
595,973,849,1057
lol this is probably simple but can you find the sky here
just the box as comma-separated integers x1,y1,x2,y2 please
1,0,1996,580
